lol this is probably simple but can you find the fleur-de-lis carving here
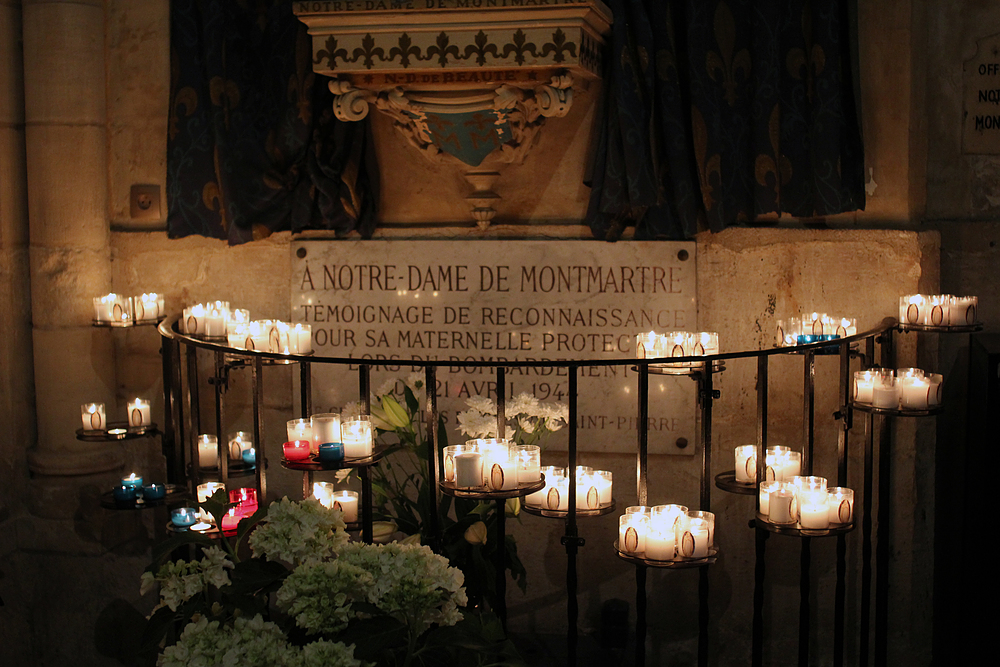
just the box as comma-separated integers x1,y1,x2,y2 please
705,2,751,107
691,106,722,212
540,28,577,64
502,29,538,66
464,30,500,66
315,35,348,70
427,32,460,67
755,104,793,204
389,33,424,68
352,34,387,69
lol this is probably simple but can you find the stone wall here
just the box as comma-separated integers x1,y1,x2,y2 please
2,0,995,665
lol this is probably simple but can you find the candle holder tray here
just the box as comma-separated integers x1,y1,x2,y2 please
897,322,983,334
280,444,389,471
614,540,719,568
167,521,237,538
850,401,944,417
754,513,854,538
439,477,545,500
521,500,617,518
632,359,726,377
92,317,163,328
199,460,257,477
77,421,158,442
100,484,188,510
714,470,758,496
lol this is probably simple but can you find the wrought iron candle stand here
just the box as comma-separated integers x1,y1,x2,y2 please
154,314,979,666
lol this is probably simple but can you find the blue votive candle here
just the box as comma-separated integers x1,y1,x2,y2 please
171,507,197,529
318,442,345,463
121,474,143,497
142,483,166,501
112,484,134,502
241,447,256,466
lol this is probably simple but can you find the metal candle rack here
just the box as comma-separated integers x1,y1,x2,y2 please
155,315,979,667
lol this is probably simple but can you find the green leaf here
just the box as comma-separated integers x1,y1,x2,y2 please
222,558,289,596
381,394,411,430
338,615,408,661
403,385,420,415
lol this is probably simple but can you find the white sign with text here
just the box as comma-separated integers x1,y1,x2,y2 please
291,240,697,454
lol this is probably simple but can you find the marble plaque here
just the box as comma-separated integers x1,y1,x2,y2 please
291,240,697,455
963,33,1000,154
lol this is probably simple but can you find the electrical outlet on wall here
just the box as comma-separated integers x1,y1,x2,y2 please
130,184,161,221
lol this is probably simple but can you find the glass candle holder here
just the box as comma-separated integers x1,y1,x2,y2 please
927,373,944,406
341,416,373,459
897,367,925,380
828,487,855,525
692,331,719,356
246,321,268,351
319,442,345,462
241,448,256,466
81,403,106,431
228,323,249,350
871,375,900,409
834,318,857,337
133,293,164,322
619,512,648,555
662,331,692,367
899,375,932,410
310,413,342,455
763,446,791,481
635,332,660,358
526,466,564,507
514,445,541,484
925,295,950,326
759,481,781,515
768,483,797,524
121,473,143,494
229,487,258,515
687,510,716,547
287,418,312,443
142,483,166,501
576,471,601,510
443,444,474,483
313,482,335,507
735,444,757,483
93,293,132,324
644,515,677,561
454,450,484,489
127,398,151,428
227,431,252,460
483,441,517,491
196,482,226,504
951,295,978,325
799,497,831,530
679,513,712,558
197,434,219,468
793,476,828,520
289,323,312,354
171,507,198,529
331,490,359,522
227,308,250,334
112,484,134,502
594,470,613,505
283,440,311,461
899,295,927,325
651,504,688,542
183,304,206,335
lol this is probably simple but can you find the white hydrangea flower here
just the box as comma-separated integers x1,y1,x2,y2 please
464,395,496,416
457,409,498,439
248,497,348,566
505,392,540,417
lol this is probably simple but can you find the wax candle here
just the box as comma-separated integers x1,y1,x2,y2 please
927,373,944,406
619,512,648,555
692,331,719,356
735,444,757,483
514,445,541,484
663,331,691,367
687,510,715,546
227,431,252,460
900,295,926,325
313,482,335,507
526,466,563,507
951,295,978,325
799,502,830,530
635,332,660,358
112,485,134,502
229,487,258,516
93,293,131,324
854,370,876,403
651,504,688,544
444,445,472,483
897,367,924,380
121,473,143,494
142,483,166,501
455,451,483,489
759,481,781,515
331,490,359,522
835,318,857,338
197,434,219,468
547,477,570,510
341,417,373,459
183,304,206,334
196,482,226,504
228,323,249,349
227,308,250,334
679,516,710,558
127,398,151,428
241,448,256,466
763,446,791,481
287,418,313,443
576,472,601,510
595,470,613,505
81,403,106,431
283,440,311,461
483,443,517,492
171,507,197,528
246,321,268,350
133,293,164,322
899,376,930,410
781,452,802,481
871,376,900,409
290,324,312,354
768,487,796,524
828,487,855,525
644,523,676,560
923,295,950,326
319,442,344,462
221,509,241,531
311,413,341,455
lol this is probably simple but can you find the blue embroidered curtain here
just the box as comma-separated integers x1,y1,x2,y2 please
587,0,865,240
168,0,375,243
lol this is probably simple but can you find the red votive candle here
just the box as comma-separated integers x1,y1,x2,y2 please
229,487,258,514
283,440,311,461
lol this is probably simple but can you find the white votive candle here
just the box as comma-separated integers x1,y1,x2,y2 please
227,431,252,460
197,434,219,468
311,413,341,454
927,373,944,406
127,398,151,428
679,517,710,558
828,487,855,525
312,481,335,507
799,502,831,530
871,377,900,409
644,524,676,561
340,417,373,458
769,488,796,524
899,376,930,410
331,490,359,522
735,444,757,483
900,295,926,325
455,451,483,488
81,403,106,431
759,481,780,515
514,445,541,484
951,295,978,325
619,513,648,555
287,418,313,443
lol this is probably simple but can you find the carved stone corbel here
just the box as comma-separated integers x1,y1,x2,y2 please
329,80,376,122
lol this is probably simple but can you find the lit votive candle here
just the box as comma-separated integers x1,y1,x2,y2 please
871,376,900,409
289,324,312,354
576,472,601,510
229,487,258,515
81,403,106,431
687,510,715,546
197,434,219,468
652,504,688,544
112,485,134,502
900,295,926,325
644,521,676,561
828,487,855,525
196,482,226,504
313,481,335,507
799,501,831,530
241,448,256,466
283,440,311,461
133,293,164,322
679,515,711,558
183,304,206,335
763,446,791,481
514,445,541,484
899,376,930,410
619,512,648,555
287,418,313,444
221,508,241,531
331,490,359,522
484,445,518,492
926,295,951,326
142,483,166,501
227,308,250,334
951,295,978,325
768,485,796,524
93,293,131,324
121,473,143,494
443,445,471,483
692,331,719,356
595,470,613,505
310,413,341,455
635,332,660,358
759,481,781,515
454,451,484,489
171,507,197,528
526,466,563,507
127,398,151,428
228,431,252,460
341,416,373,459
319,442,345,463
735,444,757,483
854,370,876,404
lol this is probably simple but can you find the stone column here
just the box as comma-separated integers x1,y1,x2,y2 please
23,0,122,512
0,0,35,517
